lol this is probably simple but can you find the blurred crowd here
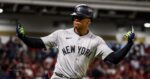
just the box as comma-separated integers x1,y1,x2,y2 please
0,36,150,79
0,36,57,79
87,42,150,79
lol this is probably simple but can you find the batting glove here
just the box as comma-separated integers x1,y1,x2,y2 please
124,31,135,42
16,23,25,38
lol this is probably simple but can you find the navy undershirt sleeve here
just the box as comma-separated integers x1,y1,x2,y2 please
19,36,46,49
104,41,133,64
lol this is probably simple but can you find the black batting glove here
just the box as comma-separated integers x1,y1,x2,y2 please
16,23,25,38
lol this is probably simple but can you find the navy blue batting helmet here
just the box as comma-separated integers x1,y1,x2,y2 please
71,4,93,19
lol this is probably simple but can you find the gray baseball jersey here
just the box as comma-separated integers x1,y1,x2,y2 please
41,28,113,78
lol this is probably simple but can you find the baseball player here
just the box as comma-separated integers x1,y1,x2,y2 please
16,4,135,79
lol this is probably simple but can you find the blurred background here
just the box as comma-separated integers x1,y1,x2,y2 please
0,0,149,79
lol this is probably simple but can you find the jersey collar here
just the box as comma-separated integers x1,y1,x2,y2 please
71,28,92,38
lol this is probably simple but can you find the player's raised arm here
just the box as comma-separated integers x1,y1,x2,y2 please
104,31,135,64
16,23,46,48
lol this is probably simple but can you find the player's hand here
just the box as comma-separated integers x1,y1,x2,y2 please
16,23,25,38
124,31,135,42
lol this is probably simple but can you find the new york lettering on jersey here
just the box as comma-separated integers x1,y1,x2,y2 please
62,45,91,57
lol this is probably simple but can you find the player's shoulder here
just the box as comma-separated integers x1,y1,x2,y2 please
91,33,105,43
90,33,102,39
65,28,73,32
54,29,65,33
53,28,70,33
62,28,74,34
52,28,73,35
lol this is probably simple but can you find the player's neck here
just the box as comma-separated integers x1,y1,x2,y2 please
74,28,89,36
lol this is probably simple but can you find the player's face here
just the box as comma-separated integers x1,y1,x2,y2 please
73,16,91,30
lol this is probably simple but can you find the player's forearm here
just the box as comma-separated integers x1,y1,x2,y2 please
19,36,46,48
104,41,133,64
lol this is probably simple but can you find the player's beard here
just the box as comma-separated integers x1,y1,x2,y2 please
74,21,83,30
74,23,89,36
